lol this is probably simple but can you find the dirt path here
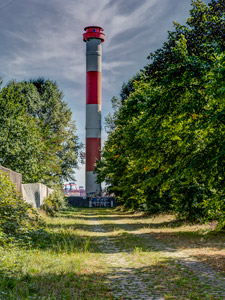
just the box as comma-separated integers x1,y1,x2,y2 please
91,220,161,300
2,208,224,300
85,209,225,300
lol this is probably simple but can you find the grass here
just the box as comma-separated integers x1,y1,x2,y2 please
0,207,224,299
92,209,225,274
0,208,113,300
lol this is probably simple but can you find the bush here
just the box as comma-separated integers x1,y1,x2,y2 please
203,192,225,230
171,183,206,222
0,171,43,244
41,189,67,216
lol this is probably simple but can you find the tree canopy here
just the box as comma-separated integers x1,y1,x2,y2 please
96,0,225,227
0,78,80,186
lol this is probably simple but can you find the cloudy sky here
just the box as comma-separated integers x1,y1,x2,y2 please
0,0,210,186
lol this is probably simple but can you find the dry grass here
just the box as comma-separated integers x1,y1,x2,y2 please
0,207,224,300
0,208,113,300
95,210,225,274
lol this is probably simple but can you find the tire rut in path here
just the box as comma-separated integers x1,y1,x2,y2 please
88,213,225,300
119,223,225,296
91,219,164,300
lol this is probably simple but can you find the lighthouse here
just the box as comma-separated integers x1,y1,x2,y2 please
83,26,105,196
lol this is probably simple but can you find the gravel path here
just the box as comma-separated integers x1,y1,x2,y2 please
120,223,225,294
91,221,161,300
87,212,225,300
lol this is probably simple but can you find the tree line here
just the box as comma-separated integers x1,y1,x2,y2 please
0,78,79,243
96,0,225,228
0,78,80,186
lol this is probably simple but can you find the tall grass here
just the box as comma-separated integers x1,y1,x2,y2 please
0,208,112,300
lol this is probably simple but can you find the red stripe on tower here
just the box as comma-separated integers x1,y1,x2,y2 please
86,72,101,104
83,26,105,196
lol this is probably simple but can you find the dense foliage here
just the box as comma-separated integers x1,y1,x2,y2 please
41,189,68,216
0,78,80,185
0,171,43,245
96,0,225,227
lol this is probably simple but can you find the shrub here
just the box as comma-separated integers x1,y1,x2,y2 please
41,189,67,216
171,183,206,222
0,171,43,244
203,192,225,230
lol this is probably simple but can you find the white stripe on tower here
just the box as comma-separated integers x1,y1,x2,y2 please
83,26,105,196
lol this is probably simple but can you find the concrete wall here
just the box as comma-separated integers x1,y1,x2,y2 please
0,165,22,194
0,165,54,209
22,183,53,208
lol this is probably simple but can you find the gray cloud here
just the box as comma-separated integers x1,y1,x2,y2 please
106,0,148,16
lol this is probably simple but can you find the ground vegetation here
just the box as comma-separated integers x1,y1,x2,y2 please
0,171,43,246
0,208,224,299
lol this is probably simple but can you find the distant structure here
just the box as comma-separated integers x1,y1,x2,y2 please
79,185,85,197
63,183,85,197
83,26,105,196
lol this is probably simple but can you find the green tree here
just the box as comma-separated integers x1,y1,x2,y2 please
0,84,45,182
0,78,80,185
29,78,80,185
96,0,225,226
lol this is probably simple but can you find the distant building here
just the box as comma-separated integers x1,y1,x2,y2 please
63,183,86,197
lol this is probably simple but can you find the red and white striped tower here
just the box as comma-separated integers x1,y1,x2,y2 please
83,26,105,196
